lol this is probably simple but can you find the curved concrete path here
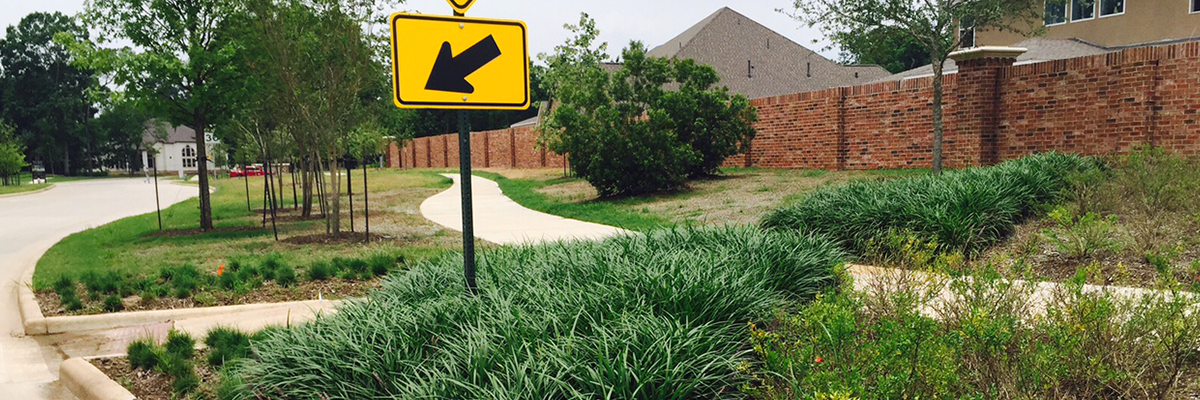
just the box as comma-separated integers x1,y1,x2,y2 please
0,178,199,400
420,174,631,245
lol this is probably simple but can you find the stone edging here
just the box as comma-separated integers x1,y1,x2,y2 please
21,297,338,336
0,183,56,199
60,357,136,400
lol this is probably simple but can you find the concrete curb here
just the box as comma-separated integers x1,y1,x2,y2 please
0,183,56,198
60,357,135,400
18,282,48,335
25,299,337,336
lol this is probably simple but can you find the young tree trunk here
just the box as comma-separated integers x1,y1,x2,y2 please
301,158,314,217
931,58,946,175
195,117,214,231
328,155,341,235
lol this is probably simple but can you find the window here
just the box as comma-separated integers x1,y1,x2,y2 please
1100,0,1124,16
182,145,196,169
959,26,976,48
1193,0,1199,13
1072,0,1096,21
1045,0,1067,25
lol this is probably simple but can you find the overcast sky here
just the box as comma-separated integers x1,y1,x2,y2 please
0,0,840,61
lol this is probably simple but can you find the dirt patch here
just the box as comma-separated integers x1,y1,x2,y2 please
90,351,220,400
37,278,379,317
282,232,391,245
142,226,264,238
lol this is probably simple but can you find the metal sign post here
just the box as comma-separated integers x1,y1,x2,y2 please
388,2,529,295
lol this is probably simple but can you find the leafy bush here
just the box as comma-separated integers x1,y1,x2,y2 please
102,294,123,312
341,258,369,280
161,264,204,299
306,262,332,281
259,255,285,282
219,226,843,399
54,277,83,311
743,268,1200,400
205,327,253,369
763,153,1100,256
127,339,159,370
541,31,757,196
165,330,195,360
273,264,296,287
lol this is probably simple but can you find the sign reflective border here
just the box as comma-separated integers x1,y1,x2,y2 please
389,13,530,110
445,0,477,15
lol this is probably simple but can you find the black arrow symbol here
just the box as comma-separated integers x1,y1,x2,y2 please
425,35,502,94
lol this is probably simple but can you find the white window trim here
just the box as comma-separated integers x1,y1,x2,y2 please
1069,0,1097,23
1098,0,1125,18
1045,0,1069,26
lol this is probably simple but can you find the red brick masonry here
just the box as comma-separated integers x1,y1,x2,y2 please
390,41,1199,170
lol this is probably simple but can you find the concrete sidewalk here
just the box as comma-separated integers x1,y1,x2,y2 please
420,174,631,245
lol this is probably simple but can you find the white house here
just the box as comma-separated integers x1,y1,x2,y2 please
140,122,220,174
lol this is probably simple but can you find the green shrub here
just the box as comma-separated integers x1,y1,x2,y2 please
165,330,195,360
367,254,399,277
172,372,200,395
259,254,285,281
307,262,332,281
219,269,240,289
52,276,74,293
127,339,159,370
102,294,123,312
541,41,757,196
60,291,83,311
221,226,843,399
341,259,369,280
273,264,296,287
162,264,203,298
763,153,1100,256
205,327,253,369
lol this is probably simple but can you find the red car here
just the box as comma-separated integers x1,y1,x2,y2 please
229,165,269,177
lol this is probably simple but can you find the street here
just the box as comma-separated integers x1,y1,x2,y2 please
0,178,199,400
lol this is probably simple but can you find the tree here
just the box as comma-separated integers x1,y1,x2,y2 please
82,0,245,231
0,120,27,185
541,15,757,196
830,26,932,74
788,0,1042,174
0,12,96,175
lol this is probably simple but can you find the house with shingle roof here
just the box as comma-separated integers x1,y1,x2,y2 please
647,7,890,99
139,121,220,174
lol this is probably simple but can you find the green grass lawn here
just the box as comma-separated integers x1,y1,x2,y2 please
33,169,459,290
476,167,925,232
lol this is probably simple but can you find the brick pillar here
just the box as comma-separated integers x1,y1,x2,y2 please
949,47,1025,166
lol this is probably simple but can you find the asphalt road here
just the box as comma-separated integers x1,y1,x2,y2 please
0,178,199,400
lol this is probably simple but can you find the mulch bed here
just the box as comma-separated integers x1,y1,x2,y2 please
37,278,380,317
282,232,391,245
141,226,265,238
89,351,220,400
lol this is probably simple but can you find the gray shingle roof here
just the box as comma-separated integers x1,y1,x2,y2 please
874,38,1110,82
647,7,890,99
142,121,197,145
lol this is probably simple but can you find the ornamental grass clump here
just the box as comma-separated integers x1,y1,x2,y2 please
762,152,1101,256
220,226,844,399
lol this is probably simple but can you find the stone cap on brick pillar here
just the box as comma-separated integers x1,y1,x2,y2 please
949,46,1028,65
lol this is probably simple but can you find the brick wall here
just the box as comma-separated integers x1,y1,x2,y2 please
388,125,567,170
388,41,1200,171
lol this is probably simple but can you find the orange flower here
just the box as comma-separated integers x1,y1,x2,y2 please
814,356,824,363
218,264,225,276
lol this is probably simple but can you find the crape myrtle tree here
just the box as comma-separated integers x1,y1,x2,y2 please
540,14,757,197
788,0,1043,174
238,0,398,234
82,0,246,231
